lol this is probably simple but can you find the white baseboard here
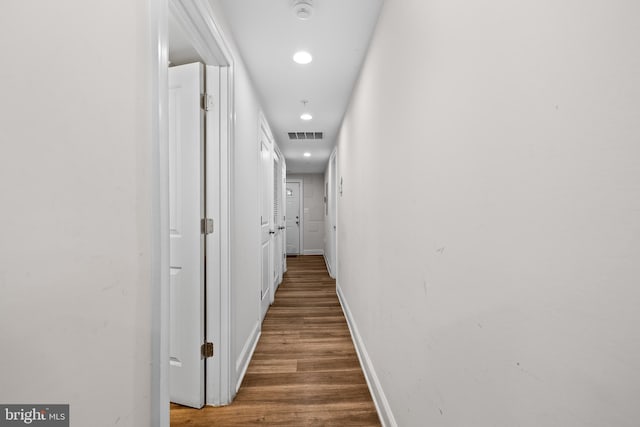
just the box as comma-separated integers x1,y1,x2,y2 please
337,284,397,427
323,253,335,279
303,249,324,255
235,321,260,392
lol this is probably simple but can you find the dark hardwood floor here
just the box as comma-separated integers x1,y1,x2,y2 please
170,255,381,426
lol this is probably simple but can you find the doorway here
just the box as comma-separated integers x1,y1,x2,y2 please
166,0,234,411
286,180,303,255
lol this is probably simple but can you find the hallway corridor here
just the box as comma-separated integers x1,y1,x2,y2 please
170,256,380,426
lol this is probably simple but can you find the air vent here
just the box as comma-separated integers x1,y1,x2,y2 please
288,132,323,140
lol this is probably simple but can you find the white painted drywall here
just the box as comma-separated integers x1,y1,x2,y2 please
337,0,640,425
208,1,280,392
0,2,153,426
287,174,326,254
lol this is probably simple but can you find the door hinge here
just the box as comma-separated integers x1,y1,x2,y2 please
202,93,215,111
201,342,214,359
201,218,214,235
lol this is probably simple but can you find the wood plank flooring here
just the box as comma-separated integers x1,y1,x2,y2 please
170,255,380,426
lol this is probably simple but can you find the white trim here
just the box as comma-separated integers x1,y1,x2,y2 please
337,284,397,427
259,110,276,146
286,179,304,255
323,252,331,275
151,0,170,425
303,249,324,256
235,322,261,392
204,64,227,406
218,64,233,405
169,0,232,66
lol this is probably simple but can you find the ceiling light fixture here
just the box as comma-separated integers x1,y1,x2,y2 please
300,100,312,121
304,152,311,157
293,51,312,64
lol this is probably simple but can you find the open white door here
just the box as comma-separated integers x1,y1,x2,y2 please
169,62,205,409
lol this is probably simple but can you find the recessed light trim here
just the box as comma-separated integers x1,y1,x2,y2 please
303,152,311,157
293,51,313,65
300,113,312,121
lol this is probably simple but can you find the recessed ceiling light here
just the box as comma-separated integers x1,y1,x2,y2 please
300,113,312,121
293,51,313,65
303,152,311,157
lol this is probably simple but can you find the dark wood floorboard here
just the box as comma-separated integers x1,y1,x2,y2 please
170,255,381,426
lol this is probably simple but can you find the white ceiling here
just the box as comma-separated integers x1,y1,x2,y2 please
215,0,383,174
169,1,383,174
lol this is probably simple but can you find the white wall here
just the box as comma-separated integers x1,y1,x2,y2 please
287,174,325,255
208,1,278,392
0,2,153,426
337,0,640,426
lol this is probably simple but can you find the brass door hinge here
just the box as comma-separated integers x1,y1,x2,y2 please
201,342,214,359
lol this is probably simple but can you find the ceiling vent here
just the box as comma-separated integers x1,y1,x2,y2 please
288,132,323,140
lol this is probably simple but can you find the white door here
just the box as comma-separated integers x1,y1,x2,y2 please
286,181,301,254
169,62,205,409
281,160,287,273
259,126,273,320
272,151,284,291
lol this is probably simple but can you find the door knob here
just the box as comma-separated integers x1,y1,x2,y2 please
269,230,275,235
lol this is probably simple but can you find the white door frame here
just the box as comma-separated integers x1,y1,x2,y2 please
286,179,304,255
150,1,170,425
152,1,236,422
